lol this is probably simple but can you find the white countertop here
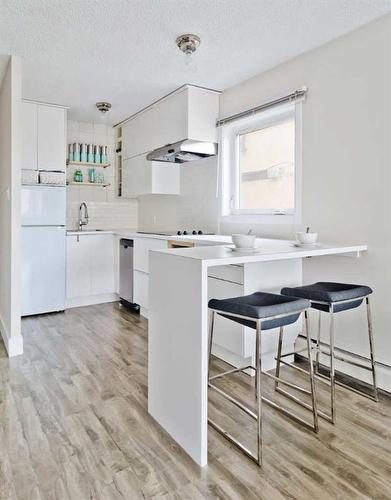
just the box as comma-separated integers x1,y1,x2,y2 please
152,238,367,266
66,229,231,245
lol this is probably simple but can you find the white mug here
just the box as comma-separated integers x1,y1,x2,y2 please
295,232,318,245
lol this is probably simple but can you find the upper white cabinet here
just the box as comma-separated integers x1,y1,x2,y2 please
21,102,38,170
37,105,66,170
22,101,66,171
122,154,180,198
121,85,220,160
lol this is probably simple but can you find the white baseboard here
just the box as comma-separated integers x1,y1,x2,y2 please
140,307,148,319
296,337,391,393
66,293,118,309
0,312,23,357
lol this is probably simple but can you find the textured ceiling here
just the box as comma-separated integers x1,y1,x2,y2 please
0,0,390,124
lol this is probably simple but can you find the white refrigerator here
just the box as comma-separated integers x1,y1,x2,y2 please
21,185,66,316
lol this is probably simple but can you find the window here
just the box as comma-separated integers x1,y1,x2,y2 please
220,101,302,223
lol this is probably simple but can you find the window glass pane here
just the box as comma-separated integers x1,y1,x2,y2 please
238,118,295,211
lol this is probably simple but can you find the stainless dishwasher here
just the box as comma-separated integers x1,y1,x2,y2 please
119,239,139,311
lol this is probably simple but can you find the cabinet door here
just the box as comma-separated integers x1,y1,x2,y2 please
151,161,180,195
208,277,244,356
122,154,151,198
134,270,149,310
90,234,115,295
66,235,91,299
154,90,188,147
21,102,38,170
133,237,167,273
37,105,66,171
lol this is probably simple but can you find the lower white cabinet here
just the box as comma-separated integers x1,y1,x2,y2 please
133,237,168,315
208,276,245,357
134,270,149,311
66,233,115,307
122,153,180,198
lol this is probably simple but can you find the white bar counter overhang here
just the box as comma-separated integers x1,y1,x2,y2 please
148,239,367,467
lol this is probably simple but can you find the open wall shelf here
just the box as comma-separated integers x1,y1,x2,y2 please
67,181,110,188
67,161,110,168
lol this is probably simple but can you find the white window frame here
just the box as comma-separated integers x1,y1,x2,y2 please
219,101,302,225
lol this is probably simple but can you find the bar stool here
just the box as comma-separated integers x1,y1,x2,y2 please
281,282,378,424
208,291,318,466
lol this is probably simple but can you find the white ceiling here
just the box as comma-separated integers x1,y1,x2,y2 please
0,0,390,124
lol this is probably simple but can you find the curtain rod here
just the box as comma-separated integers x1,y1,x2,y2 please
216,87,307,127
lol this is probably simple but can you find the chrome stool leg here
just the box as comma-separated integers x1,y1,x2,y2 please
305,311,319,432
255,320,262,466
315,310,321,375
366,297,379,402
274,326,284,390
329,304,336,424
208,310,215,380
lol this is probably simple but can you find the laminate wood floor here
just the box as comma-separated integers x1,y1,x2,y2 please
0,303,390,499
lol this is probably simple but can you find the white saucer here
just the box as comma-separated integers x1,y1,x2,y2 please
227,246,262,253
293,242,319,248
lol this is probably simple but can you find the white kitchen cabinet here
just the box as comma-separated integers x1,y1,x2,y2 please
133,237,168,316
66,233,116,307
21,102,38,170
21,101,66,172
122,154,180,198
66,234,91,299
133,237,167,273
134,270,149,311
37,105,66,171
120,85,219,160
90,235,115,295
208,276,245,358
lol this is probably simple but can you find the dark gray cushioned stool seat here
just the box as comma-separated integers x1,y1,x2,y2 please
281,282,372,313
208,292,310,330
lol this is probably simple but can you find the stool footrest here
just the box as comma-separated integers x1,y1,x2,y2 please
276,386,331,423
209,382,257,420
317,348,374,371
208,418,260,465
263,371,312,395
209,365,253,381
315,371,378,402
262,394,318,432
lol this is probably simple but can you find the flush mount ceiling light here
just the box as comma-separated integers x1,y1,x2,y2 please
176,34,201,54
96,101,112,114
176,34,200,66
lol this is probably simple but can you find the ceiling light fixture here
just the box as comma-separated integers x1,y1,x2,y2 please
96,101,112,114
176,34,200,66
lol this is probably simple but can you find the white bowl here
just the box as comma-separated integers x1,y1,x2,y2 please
231,234,256,249
295,232,318,245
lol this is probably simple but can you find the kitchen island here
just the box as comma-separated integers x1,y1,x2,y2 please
148,239,367,466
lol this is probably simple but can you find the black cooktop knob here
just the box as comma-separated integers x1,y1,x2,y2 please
192,230,197,235
198,230,203,235
177,231,182,235
183,230,188,235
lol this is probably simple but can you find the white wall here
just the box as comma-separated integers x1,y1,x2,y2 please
0,56,23,356
138,156,219,232
219,15,391,389
67,120,138,230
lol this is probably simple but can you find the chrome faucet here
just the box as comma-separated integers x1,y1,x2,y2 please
78,202,89,231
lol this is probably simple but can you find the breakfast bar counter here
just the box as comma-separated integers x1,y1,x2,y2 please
148,238,367,466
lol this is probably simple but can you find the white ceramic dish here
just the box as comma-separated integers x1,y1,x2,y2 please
295,232,318,245
227,246,262,253
231,234,256,249
293,242,320,248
